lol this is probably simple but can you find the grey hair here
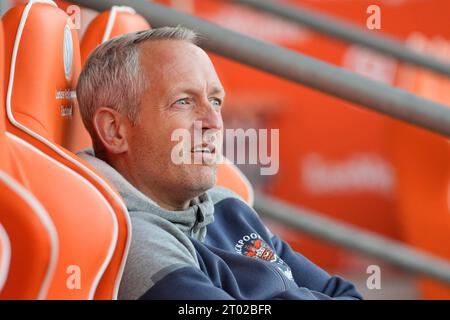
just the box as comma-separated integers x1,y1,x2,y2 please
76,26,198,143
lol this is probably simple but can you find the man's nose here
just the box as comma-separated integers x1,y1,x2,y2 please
198,100,223,131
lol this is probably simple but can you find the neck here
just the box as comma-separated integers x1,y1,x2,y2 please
142,187,192,211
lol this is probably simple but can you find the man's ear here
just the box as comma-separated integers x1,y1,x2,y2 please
92,107,129,154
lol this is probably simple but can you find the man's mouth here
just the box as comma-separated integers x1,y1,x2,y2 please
191,143,216,154
191,143,217,164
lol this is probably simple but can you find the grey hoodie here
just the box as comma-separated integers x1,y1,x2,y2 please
77,148,239,299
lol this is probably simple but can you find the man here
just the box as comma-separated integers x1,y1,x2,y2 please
76,26,362,300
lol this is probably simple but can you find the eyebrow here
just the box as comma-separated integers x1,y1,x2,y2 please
209,86,226,96
167,85,226,98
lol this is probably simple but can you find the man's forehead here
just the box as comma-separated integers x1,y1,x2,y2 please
139,40,222,88
139,40,210,71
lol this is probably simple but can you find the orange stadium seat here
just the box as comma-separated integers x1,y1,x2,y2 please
0,171,58,299
0,22,9,296
0,17,57,300
2,0,131,299
76,6,255,206
80,5,150,64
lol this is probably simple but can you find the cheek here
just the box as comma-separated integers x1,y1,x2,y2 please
127,120,159,156
138,123,189,162
167,116,195,143
131,109,194,159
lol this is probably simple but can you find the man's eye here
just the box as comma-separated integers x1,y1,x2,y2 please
210,98,222,108
174,98,190,106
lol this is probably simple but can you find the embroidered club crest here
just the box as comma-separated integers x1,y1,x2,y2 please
235,232,294,281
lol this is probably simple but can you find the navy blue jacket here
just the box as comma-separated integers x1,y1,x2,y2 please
139,197,362,300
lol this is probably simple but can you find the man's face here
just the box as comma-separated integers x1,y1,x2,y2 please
126,40,225,204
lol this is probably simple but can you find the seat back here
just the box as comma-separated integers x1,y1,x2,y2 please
0,14,8,172
0,25,10,294
2,0,124,299
217,160,254,206
0,170,58,299
79,7,255,206
80,5,150,64
3,1,79,145
0,16,57,300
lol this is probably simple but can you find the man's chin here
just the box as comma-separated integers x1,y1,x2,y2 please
191,165,217,191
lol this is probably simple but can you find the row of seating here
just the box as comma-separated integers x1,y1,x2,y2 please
0,0,253,299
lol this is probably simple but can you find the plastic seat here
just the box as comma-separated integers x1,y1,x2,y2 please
2,0,131,300
77,7,255,206
0,16,57,300
2,0,131,299
80,5,150,64
217,160,254,206
0,171,58,299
